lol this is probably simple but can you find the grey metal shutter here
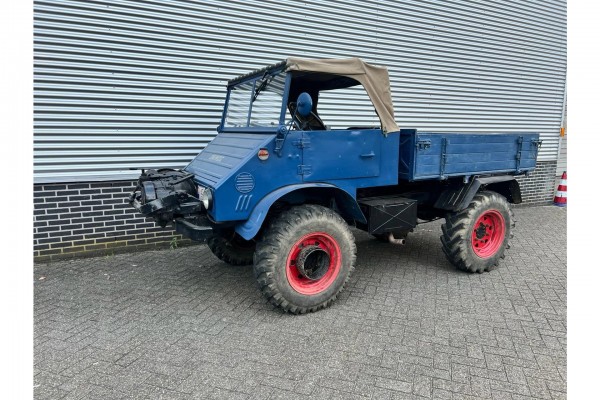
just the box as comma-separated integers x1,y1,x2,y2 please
34,0,567,183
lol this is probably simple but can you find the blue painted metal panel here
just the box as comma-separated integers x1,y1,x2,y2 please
184,133,273,187
303,130,400,189
186,131,304,222
302,129,381,181
398,130,540,181
184,127,401,226
234,182,364,240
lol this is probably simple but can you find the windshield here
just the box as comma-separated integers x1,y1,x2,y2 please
224,72,286,129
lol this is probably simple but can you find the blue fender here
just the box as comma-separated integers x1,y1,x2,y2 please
235,183,366,240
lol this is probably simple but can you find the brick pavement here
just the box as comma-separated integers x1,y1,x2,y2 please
34,206,567,399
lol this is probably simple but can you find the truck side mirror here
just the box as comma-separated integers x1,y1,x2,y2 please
296,92,313,117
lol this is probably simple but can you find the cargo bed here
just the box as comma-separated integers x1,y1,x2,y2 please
398,129,541,181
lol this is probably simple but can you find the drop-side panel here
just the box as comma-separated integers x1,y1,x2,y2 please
399,130,540,181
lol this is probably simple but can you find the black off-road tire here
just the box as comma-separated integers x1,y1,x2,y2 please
207,233,255,266
440,190,514,273
253,205,357,314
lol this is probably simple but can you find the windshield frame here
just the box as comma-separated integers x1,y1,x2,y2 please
219,68,291,133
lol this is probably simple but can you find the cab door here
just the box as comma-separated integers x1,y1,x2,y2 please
301,128,382,182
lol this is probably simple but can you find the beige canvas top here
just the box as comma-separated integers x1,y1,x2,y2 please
286,57,400,133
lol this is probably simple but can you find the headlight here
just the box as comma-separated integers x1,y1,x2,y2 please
200,187,213,210
141,181,156,203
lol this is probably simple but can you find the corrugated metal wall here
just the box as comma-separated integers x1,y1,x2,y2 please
556,135,567,175
34,0,567,183
556,104,567,175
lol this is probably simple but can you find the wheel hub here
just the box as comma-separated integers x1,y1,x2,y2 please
286,232,341,295
296,245,330,280
475,222,488,240
471,210,506,258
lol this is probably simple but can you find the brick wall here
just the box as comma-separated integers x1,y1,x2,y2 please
516,160,558,206
33,160,558,261
33,180,190,262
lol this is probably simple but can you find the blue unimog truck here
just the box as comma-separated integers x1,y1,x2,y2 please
130,57,541,314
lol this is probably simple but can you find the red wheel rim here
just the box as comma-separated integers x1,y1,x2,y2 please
286,232,341,295
471,210,506,258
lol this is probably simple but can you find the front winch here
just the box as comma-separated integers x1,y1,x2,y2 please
129,169,202,227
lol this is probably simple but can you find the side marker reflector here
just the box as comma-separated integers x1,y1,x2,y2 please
258,148,269,161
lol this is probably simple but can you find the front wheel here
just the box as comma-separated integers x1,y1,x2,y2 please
207,232,256,266
253,205,356,314
440,191,514,273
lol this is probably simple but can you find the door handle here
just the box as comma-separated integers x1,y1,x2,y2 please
360,151,375,158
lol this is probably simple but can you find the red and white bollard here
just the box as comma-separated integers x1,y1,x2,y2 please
554,171,567,207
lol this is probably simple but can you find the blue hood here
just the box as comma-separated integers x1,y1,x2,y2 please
184,130,306,223
184,133,275,188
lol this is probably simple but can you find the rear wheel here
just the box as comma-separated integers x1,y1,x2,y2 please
207,232,255,266
253,205,356,314
440,191,514,273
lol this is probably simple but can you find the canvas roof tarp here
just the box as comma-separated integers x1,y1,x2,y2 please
286,57,400,133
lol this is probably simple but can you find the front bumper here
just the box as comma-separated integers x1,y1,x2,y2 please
131,198,213,243
173,217,213,243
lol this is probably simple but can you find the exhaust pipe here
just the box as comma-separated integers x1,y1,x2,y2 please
385,232,406,245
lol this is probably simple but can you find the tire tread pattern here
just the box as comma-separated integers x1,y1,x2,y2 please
440,190,515,273
253,204,356,314
207,235,254,266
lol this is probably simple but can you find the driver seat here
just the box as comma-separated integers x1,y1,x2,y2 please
288,101,327,131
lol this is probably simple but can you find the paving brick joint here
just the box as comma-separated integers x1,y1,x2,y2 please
34,206,566,400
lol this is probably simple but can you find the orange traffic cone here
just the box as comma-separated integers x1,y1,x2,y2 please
554,171,567,207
